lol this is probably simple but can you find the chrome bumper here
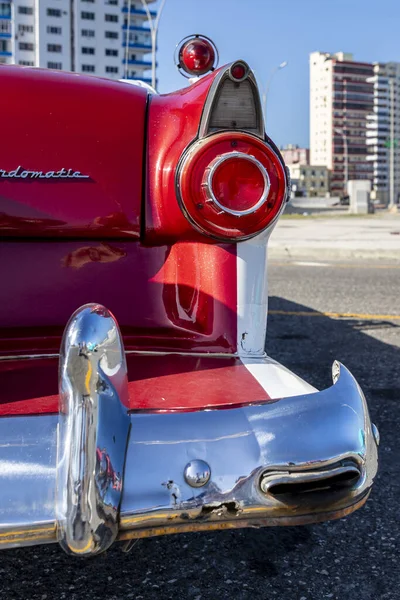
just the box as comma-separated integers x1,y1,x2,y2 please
0,305,379,554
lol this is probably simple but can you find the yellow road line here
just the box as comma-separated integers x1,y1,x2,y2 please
269,310,400,320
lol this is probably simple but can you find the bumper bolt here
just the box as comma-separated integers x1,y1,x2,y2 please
184,460,211,488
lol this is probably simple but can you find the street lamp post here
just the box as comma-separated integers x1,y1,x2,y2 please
389,77,395,209
140,0,167,90
335,128,348,197
262,61,288,128
124,0,166,88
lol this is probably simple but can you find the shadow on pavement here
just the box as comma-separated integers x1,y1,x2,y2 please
0,297,398,600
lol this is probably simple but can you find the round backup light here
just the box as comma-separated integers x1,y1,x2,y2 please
205,153,270,216
230,61,248,81
176,35,218,77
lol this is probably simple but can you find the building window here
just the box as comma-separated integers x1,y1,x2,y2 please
105,31,118,39
19,42,34,51
106,66,118,73
81,0,95,2
47,26,62,34
81,29,95,37
47,61,62,70
47,8,62,17
105,49,118,56
81,12,95,20
107,0,118,4
19,60,34,66
82,47,95,55
0,2,11,17
105,14,118,22
18,6,33,15
82,64,95,72
18,24,34,33
47,44,62,53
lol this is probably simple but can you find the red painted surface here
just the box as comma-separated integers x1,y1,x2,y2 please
0,67,147,238
178,132,287,240
0,240,237,355
145,68,222,243
0,355,270,416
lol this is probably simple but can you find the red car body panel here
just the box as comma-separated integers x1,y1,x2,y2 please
145,69,219,243
0,240,237,356
0,67,147,238
0,67,239,372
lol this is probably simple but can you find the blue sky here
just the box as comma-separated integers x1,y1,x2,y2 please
154,0,399,148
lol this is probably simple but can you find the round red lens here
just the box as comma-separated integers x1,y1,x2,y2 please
180,39,215,75
210,156,266,214
230,63,246,80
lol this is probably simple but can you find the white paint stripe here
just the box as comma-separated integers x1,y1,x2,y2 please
241,356,317,399
294,261,330,267
236,235,318,399
236,234,269,356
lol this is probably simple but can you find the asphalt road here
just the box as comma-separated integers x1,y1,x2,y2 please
2,260,399,600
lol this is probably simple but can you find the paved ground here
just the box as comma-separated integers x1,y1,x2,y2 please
1,260,399,600
269,213,400,261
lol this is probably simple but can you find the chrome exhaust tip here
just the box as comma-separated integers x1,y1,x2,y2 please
260,461,362,502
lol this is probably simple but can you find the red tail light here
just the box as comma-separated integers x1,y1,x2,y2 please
177,132,287,241
176,35,218,77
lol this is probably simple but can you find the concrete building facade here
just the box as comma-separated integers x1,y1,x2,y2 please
310,51,374,196
366,62,400,206
281,145,310,165
0,0,156,84
288,163,329,197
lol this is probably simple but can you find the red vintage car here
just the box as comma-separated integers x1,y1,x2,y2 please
0,36,378,556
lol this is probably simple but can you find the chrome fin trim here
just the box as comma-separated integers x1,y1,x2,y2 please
198,61,265,140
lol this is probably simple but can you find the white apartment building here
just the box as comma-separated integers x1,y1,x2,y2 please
0,0,156,84
310,52,374,196
366,62,400,206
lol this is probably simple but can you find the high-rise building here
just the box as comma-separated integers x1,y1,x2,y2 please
310,51,374,196
366,62,400,206
0,0,156,85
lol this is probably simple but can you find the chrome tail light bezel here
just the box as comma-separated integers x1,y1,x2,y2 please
203,151,271,217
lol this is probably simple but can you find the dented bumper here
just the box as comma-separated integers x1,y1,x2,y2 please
0,305,379,554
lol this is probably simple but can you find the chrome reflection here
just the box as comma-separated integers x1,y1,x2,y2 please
56,303,131,556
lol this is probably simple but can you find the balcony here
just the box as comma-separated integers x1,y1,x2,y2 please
0,32,11,38
122,24,151,32
123,59,154,67
0,13,11,20
122,42,152,50
0,50,12,56
122,7,156,17
120,76,155,85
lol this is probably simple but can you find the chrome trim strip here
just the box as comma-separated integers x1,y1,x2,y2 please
0,361,378,550
56,304,131,556
0,350,268,362
204,152,271,217
198,62,265,140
